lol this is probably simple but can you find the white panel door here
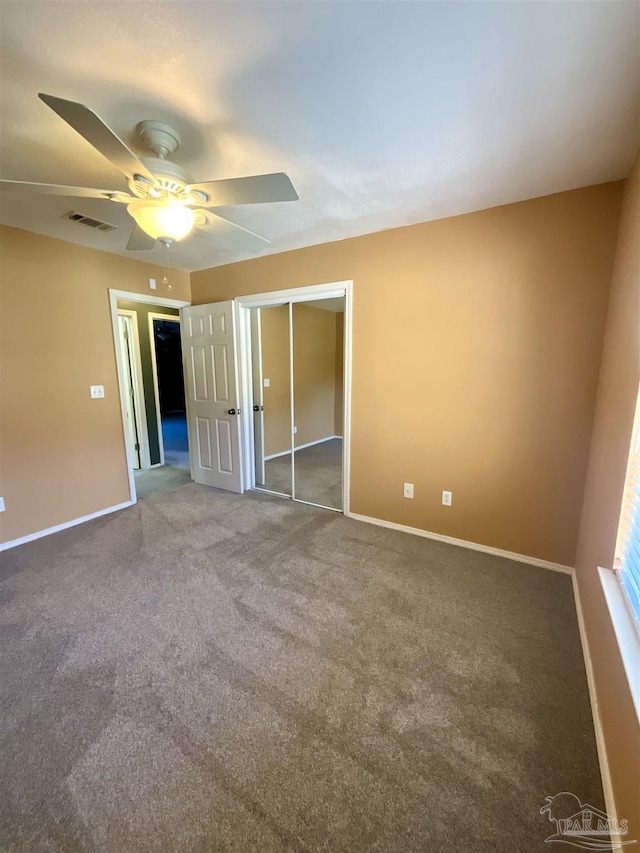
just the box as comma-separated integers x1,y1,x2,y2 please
181,302,243,492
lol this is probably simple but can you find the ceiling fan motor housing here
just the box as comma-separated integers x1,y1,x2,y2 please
130,156,193,198
137,120,180,158
128,121,197,199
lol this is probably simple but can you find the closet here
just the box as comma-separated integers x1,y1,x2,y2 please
249,297,345,511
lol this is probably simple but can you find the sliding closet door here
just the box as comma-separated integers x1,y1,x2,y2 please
246,290,347,510
253,304,293,497
292,299,344,509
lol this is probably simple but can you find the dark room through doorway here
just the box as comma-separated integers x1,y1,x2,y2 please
152,317,189,471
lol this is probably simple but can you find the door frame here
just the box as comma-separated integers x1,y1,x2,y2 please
147,312,183,468
109,289,190,504
235,280,353,513
250,308,266,486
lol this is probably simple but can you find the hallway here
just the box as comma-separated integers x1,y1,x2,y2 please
134,413,190,499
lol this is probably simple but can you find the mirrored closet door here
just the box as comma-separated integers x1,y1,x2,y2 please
250,304,292,497
292,299,344,510
250,295,345,511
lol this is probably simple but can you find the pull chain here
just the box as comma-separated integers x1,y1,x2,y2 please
161,240,173,291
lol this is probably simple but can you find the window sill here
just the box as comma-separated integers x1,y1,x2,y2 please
598,566,640,722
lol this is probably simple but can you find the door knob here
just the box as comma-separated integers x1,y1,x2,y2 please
253,405,264,412
228,408,236,415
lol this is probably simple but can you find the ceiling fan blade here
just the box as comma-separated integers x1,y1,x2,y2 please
126,224,156,251
188,173,298,207
195,209,271,253
0,179,133,202
38,93,157,184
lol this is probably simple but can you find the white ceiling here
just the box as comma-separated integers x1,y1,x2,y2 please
1,1,638,272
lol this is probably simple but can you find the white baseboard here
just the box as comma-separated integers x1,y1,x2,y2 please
346,511,573,573
571,572,618,832
0,500,135,552
264,449,291,461
265,435,339,461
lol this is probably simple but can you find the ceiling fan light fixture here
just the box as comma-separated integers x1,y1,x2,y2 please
127,198,195,242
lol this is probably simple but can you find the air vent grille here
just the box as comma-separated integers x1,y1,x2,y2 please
63,211,117,232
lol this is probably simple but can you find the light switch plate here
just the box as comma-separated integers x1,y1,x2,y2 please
149,278,157,290
90,385,105,399
403,483,414,499
263,378,271,388
442,490,452,506
0,497,5,512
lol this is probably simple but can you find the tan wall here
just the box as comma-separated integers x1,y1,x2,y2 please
0,226,190,544
574,154,639,838
334,312,344,436
260,303,338,456
191,182,623,565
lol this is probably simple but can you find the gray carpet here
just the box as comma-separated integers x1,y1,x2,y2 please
134,460,191,499
0,483,603,852
263,438,342,509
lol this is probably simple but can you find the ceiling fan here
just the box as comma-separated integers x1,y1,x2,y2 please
0,93,299,252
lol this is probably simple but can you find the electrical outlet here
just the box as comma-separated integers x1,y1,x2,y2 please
90,385,105,399
403,483,414,499
293,425,298,434
0,497,5,512
442,490,452,506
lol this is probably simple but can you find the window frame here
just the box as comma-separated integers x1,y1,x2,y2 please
599,381,640,721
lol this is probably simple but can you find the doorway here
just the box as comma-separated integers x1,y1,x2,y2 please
149,315,189,472
110,289,191,503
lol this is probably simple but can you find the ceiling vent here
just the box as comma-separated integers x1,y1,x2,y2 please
63,210,117,232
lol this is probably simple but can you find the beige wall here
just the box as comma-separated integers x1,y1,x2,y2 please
0,226,190,544
334,312,344,437
574,154,639,839
260,303,338,456
3,186,620,561
191,182,623,565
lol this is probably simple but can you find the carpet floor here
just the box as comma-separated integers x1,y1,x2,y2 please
134,413,191,499
263,438,343,509
0,483,603,852
134,463,191,499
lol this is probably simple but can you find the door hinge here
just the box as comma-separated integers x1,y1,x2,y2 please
134,443,140,451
